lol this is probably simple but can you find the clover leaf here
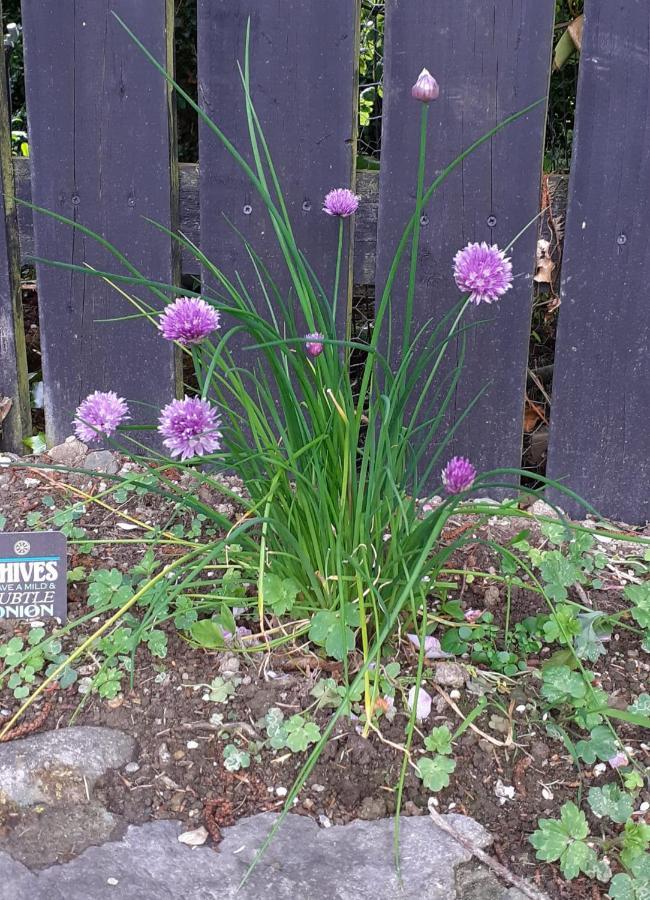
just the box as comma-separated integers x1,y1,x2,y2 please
530,802,601,881
628,693,650,716
223,744,250,772
308,610,355,661
575,725,619,764
543,604,581,645
417,754,456,792
262,573,300,617
208,676,236,704
624,584,650,629
88,569,133,609
541,666,586,705
424,726,453,756
144,629,168,659
609,854,650,900
284,715,321,753
620,821,650,870
588,783,634,824
539,552,582,603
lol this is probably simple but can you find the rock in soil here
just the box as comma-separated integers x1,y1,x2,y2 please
0,811,544,900
432,661,467,688
0,726,136,807
82,450,119,475
47,438,88,468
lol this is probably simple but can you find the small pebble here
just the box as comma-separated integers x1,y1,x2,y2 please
275,787,287,797
318,814,332,828
311,784,326,793
107,878,119,886
124,762,140,775
158,743,172,765
186,740,199,750
178,826,209,847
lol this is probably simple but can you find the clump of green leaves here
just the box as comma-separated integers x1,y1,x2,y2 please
416,725,456,792
531,786,649,893
263,708,321,754
530,802,609,881
223,743,251,772
0,629,76,698
207,675,239,704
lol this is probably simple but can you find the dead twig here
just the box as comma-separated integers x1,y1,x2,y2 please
427,799,548,900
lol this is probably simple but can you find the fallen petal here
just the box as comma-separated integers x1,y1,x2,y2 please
407,634,452,659
407,685,432,721
608,752,628,769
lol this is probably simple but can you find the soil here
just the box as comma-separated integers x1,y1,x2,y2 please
0,452,648,900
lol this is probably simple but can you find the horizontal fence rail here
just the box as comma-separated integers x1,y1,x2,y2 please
0,1,647,522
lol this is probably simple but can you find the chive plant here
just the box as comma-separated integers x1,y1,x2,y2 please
13,14,603,880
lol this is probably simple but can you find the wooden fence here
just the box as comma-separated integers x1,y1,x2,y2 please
0,1,648,524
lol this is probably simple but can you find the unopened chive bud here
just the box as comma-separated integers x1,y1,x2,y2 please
411,68,439,103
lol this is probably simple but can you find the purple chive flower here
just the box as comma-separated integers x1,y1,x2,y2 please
453,242,513,305
304,332,325,358
323,188,359,218
159,296,220,345
158,396,222,461
411,68,440,103
73,391,129,443
442,456,476,494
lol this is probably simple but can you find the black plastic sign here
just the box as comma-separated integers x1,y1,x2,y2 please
0,531,67,622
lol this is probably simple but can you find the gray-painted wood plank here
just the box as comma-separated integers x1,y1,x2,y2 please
21,0,179,446
197,1,359,346
375,1,554,489
547,0,650,523
0,0,30,451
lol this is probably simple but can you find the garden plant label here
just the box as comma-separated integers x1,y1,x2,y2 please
0,531,67,622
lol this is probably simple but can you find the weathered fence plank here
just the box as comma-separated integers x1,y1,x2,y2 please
375,1,555,488
21,1,179,446
0,0,31,452
547,1,650,524
197,1,359,343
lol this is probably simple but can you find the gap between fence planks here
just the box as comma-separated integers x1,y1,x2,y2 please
0,0,30,453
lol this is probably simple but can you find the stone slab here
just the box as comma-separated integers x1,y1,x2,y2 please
0,726,136,807
0,811,540,900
